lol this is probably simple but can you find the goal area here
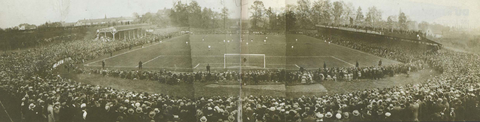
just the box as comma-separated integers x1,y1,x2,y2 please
224,54,265,68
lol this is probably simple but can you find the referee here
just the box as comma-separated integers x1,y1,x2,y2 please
102,60,105,69
206,64,210,73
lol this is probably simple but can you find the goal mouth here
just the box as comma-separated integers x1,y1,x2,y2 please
224,54,266,69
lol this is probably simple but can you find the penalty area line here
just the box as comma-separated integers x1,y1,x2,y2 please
137,55,190,68
330,56,355,67
193,63,201,69
0,100,14,122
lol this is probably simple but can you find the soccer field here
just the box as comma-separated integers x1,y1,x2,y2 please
85,35,193,71
189,34,286,71
84,34,400,71
286,34,401,70
80,33,407,98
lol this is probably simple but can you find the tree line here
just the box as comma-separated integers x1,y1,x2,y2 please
133,1,232,29
250,0,414,31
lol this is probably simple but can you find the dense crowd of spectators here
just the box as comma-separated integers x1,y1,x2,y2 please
0,28,89,50
0,74,239,122
240,73,480,122
1,29,480,122
86,69,281,85
87,60,422,85
320,23,426,41
292,61,424,84
303,32,432,63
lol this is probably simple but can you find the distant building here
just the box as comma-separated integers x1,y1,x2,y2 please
74,17,135,26
407,21,418,31
426,29,443,38
18,23,37,30
61,22,76,27
156,8,171,18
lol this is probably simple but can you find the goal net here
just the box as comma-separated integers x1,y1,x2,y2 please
224,54,265,68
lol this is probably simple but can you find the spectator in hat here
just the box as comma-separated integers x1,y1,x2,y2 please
350,110,362,121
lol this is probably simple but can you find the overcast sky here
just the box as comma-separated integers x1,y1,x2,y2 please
1,0,479,29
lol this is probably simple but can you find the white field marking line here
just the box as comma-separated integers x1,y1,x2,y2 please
142,67,192,70
193,63,200,69
136,55,190,67
87,65,140,68
191,55,331,58
330,56,355,66
267,64,291,66
224,66,264,68
277,56,331,58
295,64,301,68
85,35,185,66
191,55,227,58
88,65,193,69
209,66,287,69
0,100,14,122
206,63,288,66
151,67,191,70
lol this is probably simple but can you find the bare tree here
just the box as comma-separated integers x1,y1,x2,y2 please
418,21,429,32
355,7,364,26
365,6,382,28
332,1,343,25
342,2,355,25
266,7,276,30
312,0,332,25
398,11,408,30
387,15,398,30
250,0,265,29
221,7,229,29
296,0,312,29
188,1,202,28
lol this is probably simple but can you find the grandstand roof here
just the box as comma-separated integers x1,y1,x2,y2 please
316,25,442,46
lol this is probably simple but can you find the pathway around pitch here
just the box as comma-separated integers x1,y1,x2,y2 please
206,84,286,91
205,83,328,93
286,84,328,93
194,63,292,70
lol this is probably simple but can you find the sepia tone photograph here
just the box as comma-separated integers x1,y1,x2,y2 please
1,0,480,122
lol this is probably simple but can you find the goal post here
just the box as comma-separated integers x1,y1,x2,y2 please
224,54,266,68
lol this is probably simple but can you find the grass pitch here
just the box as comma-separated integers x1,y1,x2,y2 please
286,34,401,70
189,34,287,71
79,33,411,98
85,35,192,71
85,34,399,71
